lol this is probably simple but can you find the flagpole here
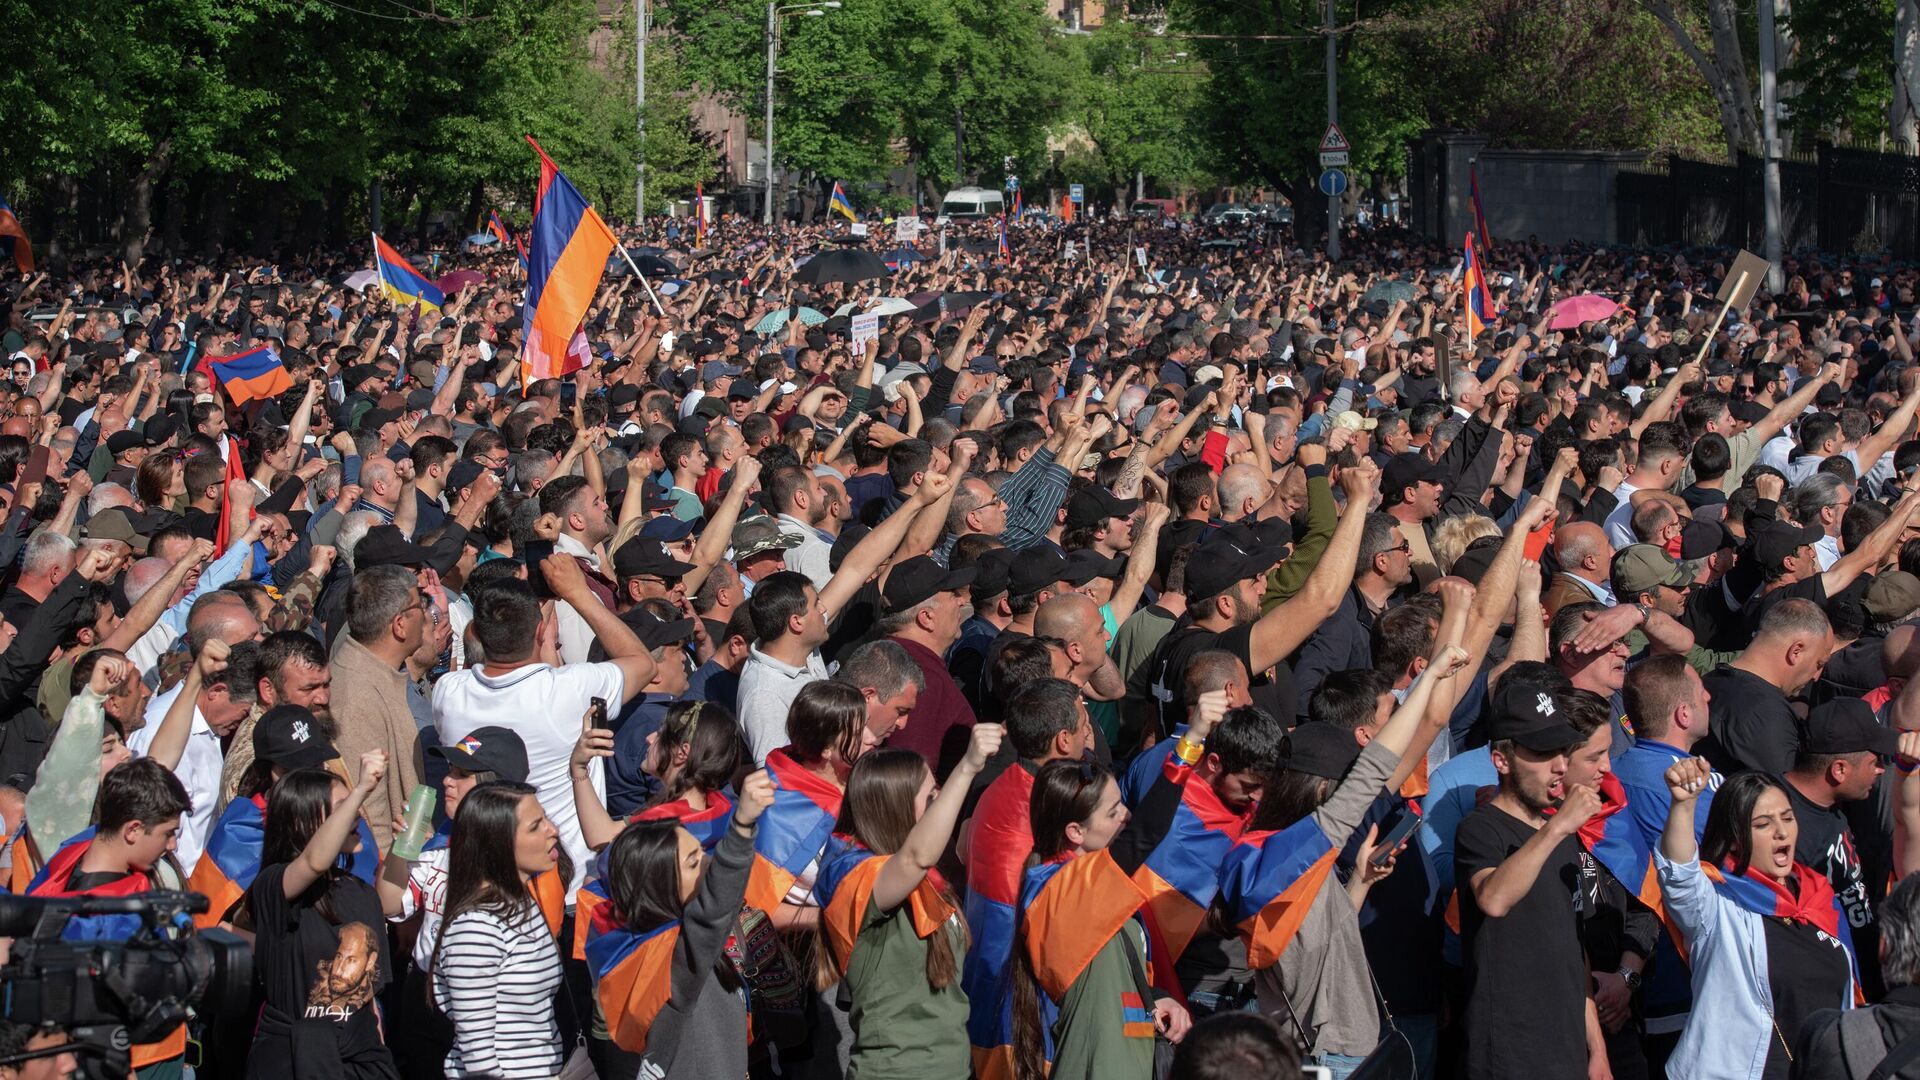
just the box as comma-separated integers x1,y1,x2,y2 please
615,245,668,317
371,232,387,299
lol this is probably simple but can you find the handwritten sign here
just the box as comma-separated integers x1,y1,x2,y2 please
850,313,879,349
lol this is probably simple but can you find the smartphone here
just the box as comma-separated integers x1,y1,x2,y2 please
1371,814,1423,868
19,445,50,489
589,697,609,730
524,539,555,600
1523,519,1554,562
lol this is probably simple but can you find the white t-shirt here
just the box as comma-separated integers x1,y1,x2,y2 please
392,845,451,971
432,661,626,898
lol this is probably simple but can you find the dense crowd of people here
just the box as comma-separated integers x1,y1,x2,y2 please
8,207,1920,1080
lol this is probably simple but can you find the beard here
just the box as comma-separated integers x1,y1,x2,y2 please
1230,590,1261,626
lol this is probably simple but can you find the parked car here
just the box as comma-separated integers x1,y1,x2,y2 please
1130,199,1178,220
1254,202,1294,225
1202,202,1256,226
938,186,1005,220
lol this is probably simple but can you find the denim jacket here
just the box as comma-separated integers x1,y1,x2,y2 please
1657,851,1855,1080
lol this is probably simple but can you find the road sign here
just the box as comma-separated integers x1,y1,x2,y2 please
1319,123,1349,153
1069,183,1084,204
1318,169,1348,197
1318,150,1350,169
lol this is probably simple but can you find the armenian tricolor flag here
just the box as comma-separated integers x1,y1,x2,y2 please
187,793,380,929
29,829,188,1066
997,213,1011,261
1462,232,1495,340
1019,849,1152,1028
1011,188,1023,218
570,793,735,960
523,137,617,389
963,764,1038,1080
817,836,958,980
1131,774,1248,1000
206,343,294,407
372,233,445,313
829,181,857,222
0,197,33,274
1469,164,1493,251
1220,816,1340,970
694,184,709,247
743,749,842,914
489,211,529,269
586,916,681,1053
1694,859,1862,1001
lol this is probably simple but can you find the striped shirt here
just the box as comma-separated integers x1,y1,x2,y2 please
434,905,564,1079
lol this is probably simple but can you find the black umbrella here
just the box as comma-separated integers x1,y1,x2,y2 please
698,269,739,284
827,234,870,246
793,249,889,285
910,290,990,324
608,250,679,278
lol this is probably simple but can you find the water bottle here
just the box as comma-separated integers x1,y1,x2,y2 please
391,784,437,861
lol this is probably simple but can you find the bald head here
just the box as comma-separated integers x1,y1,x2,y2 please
184,591,260,656
1555,522,1612,580
1035,591,1101,642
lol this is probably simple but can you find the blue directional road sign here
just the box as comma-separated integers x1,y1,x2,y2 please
1318,169,1348,197
1069,184,1084,204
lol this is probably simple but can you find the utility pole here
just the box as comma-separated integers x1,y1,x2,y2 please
635,0,646,221
1324,0,1341,261
764,1,777,225
1758,0,1784,289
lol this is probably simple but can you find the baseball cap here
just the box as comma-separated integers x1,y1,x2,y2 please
639,515,698,543
1803,698,1900,758
1283,722,1363,780
1009,546,1070,596
627,607,697,650
968,547,1015,597
701,360,742,383
356,407,402,433
1679,518,1734,561
1060,549,1125,587
1381,453,1448,506
732,516,802,561
1182,542,1269,604
1448,535,1504,587
1753,522,1824,574
1866,571,1920,623
1487,681,1586,752
1612,544,1691,598
430,726,531,783
85,507,149,554
1063,486,1141,531
612,537,696,580
606,384,641,409
252,705,341,771
445,459,487,493
105,430,147,456
882,555,977,612
355,525,431,569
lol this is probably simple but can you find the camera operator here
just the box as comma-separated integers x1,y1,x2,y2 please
0,1020,77,1080
24,757,192,1074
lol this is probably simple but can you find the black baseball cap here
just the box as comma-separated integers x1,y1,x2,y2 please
1283,722,1363,780
612,537,696,580
1183,541,1270,604
445,459,487,493
883,555,977,612
1009,546,1070,596
1487,680,1586,752
1381,453,1448,506
968,547,1015,597
1061,549,1125,587
252,705,341,770
1063,486,1141,531
1804,698,1900,757
357,407,403,433
1753,522,1823,573
356,525,432,569
106,430,147,455
627,607,697,650
431,726,531,783
1680,517,1735,561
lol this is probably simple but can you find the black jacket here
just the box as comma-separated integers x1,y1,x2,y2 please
1796,985,1920,1080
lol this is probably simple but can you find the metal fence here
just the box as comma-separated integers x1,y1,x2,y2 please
1615,142,1920,259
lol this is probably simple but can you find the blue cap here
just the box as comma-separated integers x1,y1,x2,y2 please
640,515,697,542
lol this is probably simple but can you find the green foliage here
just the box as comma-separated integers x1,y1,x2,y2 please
1783,0,1896,145
1055,23,1216,194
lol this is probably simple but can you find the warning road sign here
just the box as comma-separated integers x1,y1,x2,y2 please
1319,123,1349,153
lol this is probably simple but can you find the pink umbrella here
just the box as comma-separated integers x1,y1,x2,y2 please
437,269,487,295
1548,293,1619,330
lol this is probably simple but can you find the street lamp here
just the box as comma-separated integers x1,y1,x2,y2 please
764,0,840,225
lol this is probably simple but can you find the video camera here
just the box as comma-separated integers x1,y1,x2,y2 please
0,890,249,1080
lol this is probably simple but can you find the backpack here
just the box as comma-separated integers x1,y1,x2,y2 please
1838,1008,1920,1080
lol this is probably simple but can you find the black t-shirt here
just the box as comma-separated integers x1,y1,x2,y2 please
1454,803,1589,1080
1149,619,1295,735
1683,579,1749,654
182,505,220,543
1700,665,1804,775
1761,906,1852,1080
1785,782,1872,939
1744,575,1827,635
247,863,397,1078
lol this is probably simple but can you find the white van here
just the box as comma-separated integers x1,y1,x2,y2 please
939,186,1006,220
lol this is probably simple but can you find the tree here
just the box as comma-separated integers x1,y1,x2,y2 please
1057,21,1217,198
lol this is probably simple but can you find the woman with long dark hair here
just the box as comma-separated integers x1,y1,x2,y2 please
585,767,774,1079
430,781,570,1080
746,680,888,930
244,751,398,1080
574,699,745,855
814,724,1004,1078
1659,758,1858,1080
1009,709,1222,1080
